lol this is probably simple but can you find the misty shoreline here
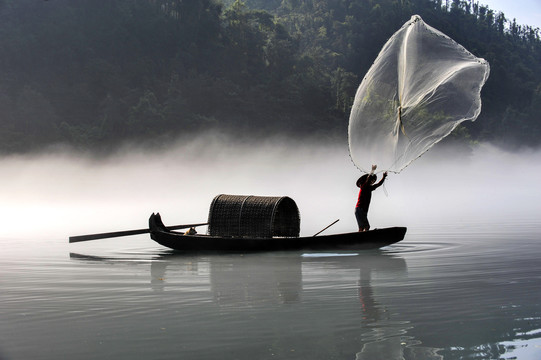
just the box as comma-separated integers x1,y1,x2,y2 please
2,137,540,241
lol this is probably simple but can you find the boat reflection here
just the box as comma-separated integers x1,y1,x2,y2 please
68,251,427,358
148,253,303,305
209,255,302,305
69,249,541,359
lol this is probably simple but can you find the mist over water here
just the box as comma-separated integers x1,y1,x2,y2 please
1,136,540,240
2,137,541,360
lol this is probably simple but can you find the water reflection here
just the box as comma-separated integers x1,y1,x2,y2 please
70,250,432,358
148,254,303,305
353,256,444,360
68,243,541,360
209,255,302,306
149,250,426,359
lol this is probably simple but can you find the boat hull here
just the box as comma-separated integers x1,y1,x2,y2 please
149,213,406,252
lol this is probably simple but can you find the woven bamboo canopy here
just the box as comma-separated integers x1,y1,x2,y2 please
207,194,300,238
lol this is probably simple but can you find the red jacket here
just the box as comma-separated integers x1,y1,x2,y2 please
356,177,385,210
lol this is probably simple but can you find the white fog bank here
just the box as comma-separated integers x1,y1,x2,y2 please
1,137,540,240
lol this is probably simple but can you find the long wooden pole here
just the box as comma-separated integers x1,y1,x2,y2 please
313,219,340,237
69,222,208,243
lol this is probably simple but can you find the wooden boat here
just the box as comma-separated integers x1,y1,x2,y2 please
149,213,406,252
68,194,407,252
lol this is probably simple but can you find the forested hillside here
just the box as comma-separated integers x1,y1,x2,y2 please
0,0,539,153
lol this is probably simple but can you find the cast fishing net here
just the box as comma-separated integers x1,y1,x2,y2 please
348,15,490,173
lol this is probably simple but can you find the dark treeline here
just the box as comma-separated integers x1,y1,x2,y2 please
0,0,539,153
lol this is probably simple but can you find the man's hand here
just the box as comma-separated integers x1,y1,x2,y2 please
371,164,377,172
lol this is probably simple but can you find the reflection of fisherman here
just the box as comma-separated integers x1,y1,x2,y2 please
359,267,382,322
355,165,387,232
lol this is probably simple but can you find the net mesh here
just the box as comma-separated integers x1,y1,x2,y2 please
348,15,490,173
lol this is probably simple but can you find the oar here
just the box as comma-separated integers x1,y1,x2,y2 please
313,219,340,237
69,222,208,243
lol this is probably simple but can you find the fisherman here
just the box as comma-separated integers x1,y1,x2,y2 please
355,165,387,232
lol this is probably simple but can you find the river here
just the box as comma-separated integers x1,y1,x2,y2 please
1,141,540,359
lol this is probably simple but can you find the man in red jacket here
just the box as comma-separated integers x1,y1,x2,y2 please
355,165,387,232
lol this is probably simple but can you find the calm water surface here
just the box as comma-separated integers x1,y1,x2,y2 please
1,221,541,360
